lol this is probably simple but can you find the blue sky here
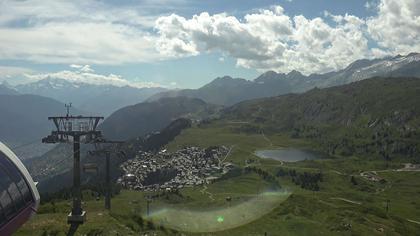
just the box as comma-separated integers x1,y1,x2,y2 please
0,0,418,88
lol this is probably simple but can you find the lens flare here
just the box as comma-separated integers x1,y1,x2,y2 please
145,190,291,233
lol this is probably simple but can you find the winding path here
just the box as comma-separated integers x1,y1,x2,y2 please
200,185,215,201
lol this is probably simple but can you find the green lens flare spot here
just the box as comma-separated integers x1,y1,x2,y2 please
217,216,224,223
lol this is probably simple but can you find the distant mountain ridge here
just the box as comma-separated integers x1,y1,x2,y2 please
148,75,293,105
0,93,83,159
100,96,220,140
148,53,420,105
0,81,19,95
14,78,167,116
318,52,420,87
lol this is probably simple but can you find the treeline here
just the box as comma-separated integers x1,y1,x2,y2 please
244,166,279,185
276,168,323,191
290,122,420,161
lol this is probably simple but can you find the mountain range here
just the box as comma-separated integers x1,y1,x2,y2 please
28,76,420,193
0,93,83,159
148,53,420,105
17,52,420,195
2,52,420,161
13,78,167,116
0,82,19,95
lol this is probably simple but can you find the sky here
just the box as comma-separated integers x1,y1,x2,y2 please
0,0,419,89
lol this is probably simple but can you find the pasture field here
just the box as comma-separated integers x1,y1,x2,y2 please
17,123,420,235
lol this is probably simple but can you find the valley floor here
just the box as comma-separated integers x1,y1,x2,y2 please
16,122,420,235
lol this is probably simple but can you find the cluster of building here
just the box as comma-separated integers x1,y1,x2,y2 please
117,146,233,191
360,171,385,182
398,163,420,171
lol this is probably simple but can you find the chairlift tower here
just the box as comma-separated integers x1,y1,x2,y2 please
42,103,103,225
88,139,124,210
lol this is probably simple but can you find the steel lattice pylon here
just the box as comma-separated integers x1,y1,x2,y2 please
42,104,104,225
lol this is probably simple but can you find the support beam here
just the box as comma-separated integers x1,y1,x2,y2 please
105,152,111,210
73,135,81,215
68,135,86,224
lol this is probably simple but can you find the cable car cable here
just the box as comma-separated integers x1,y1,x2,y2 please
9,139,43,151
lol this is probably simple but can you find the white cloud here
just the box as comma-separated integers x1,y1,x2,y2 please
155,0,419,74
0,0,418,76
22,66,162,88
155,8,292,64
0,66,36,85
367,0,420,55
0,66,34,77
70,64,83,69
155,7,370,74
0,0,164,65
0,22,161,65
365,1,378,11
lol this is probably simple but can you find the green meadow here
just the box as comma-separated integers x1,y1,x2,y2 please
17,122,420,235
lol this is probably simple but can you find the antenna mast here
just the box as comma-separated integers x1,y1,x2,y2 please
65,103,72,117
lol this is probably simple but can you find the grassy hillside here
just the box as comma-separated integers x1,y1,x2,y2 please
223,77,420,160
100,97,220,140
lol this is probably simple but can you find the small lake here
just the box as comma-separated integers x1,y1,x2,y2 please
255,148,319,162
